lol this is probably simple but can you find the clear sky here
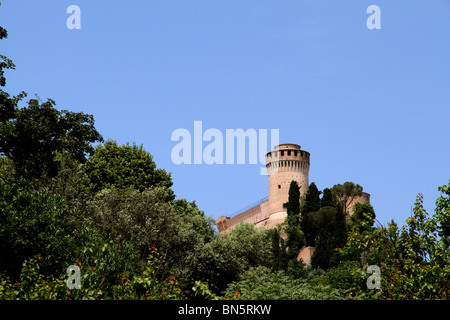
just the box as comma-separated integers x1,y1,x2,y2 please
1,0,449,227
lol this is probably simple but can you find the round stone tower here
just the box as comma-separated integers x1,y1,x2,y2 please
266,143,310,215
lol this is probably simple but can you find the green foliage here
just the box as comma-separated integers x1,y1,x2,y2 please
46,151,93,215
321,188,334,208
311,204,348,270
0,176,74,281
339,182,450,299
84,139,172,198
84,185,216,287
348,202,376,234
268,227,288,272
0,255,68,300
0,13,15,87
224,266,346,300
0,246,184,300
325,261,367,294
284,181,305,261
192,281,220,300
0,91,103,179
303,182,321,214
331,182,363,214
285,180,300,228
85,186,179,256
173,198,216,244
301,182,321,247
183,223,272,294
119,247,184,300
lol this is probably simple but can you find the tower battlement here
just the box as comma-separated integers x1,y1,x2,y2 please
266,144,310,174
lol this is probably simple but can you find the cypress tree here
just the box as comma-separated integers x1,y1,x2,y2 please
310,206,336,270
286,180,300,228
285,181,304,261
269,228,281,271
301,182,321,247
303,182,321,214
321,188,334,208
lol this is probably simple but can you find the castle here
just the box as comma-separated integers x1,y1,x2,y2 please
216,143,370,236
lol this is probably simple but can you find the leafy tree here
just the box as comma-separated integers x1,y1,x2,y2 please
46,151,93,215
0,11,15,87
0,92,103,179
85,186,180,262
173,198,215,243
224,266,346,300
0,244,183,300
331,182,363,214
324,261,368,296
84,184,217,295
184,223,272,294
311,192,348,270
348,202,376,233
0,176,74,280
84,139,173,199
339,181,450,299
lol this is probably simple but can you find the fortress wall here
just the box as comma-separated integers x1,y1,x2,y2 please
255,210,287,230
218,200,271,233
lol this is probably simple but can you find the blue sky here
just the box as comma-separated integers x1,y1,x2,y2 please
1,0,449,226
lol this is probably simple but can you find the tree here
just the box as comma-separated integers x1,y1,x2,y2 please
303,182,321,214
331,182,363,214
173,198,215,243
321,188,334,208
0,11,15,87
333,202,348,252
0,93,103,179
301,182,321,247
84,139,173,199
85,186,180,263
269,228,282,271
0,175,75,280
183,223,272,294
348,202,376,233
284,181,305,264
285,180,301,227
310,206,339,270
311,189,348,270
339,181,450,299
224,266,346,300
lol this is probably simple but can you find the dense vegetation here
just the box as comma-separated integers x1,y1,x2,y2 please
1,13,449,300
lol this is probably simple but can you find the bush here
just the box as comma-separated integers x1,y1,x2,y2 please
225,266,348,300
0,177,74,281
